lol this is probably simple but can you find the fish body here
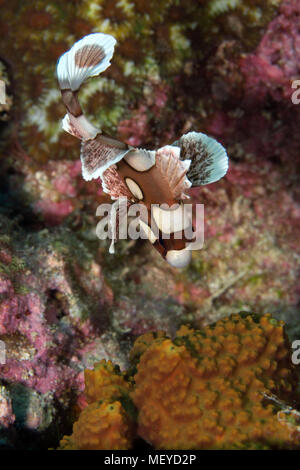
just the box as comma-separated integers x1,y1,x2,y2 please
56,33,228,268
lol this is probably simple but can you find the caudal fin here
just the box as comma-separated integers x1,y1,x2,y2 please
57,33,116,91
56,33,117,141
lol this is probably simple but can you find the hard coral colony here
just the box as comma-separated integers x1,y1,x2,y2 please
56,33,228,268
59,314,300,450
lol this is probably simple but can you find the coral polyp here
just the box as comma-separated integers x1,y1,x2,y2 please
84,359,131,404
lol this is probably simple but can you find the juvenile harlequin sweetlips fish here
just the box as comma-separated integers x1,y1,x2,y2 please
56,33,228,268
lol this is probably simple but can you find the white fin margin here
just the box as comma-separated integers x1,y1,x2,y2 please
57,33,116,91
62,113,100,141
180,131,228,186
81,148,130,182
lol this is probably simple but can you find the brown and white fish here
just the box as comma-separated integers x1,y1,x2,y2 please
56,33,228,268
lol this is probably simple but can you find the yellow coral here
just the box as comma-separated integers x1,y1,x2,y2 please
129,330,167,364
58,313,300,450
131,313,300,449
59,359,135,450
58,435,77,450
84,359,131,404
59,401,134,450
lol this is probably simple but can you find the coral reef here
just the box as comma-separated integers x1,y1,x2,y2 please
0,0,281,165
0,0,300,450
59,313,300,450
206,0,300,174
0,213,128,448
9,158,101,227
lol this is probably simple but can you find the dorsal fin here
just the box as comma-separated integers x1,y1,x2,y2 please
80,134,130,181
155,145,192,200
